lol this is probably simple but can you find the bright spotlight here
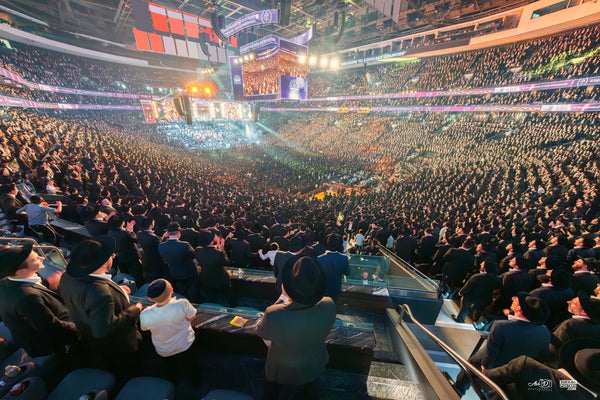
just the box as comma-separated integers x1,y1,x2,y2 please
320,57,329,68
233,58,239,64
298,55,307,64
204,87,211,95
308,56,317,66
330,58,340,70
190,86,199,93
249,53,255,60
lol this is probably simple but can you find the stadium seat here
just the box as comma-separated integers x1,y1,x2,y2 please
114,377,175,400
46,369,115,400
0,376,45,400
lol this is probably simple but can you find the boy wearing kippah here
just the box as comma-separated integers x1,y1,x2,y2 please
140,279,197,382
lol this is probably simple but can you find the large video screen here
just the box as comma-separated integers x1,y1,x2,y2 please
230,37,308,101
140,99,180,123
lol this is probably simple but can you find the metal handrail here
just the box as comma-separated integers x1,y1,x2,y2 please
398,304,510,400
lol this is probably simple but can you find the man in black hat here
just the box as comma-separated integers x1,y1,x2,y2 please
571,257,600,295
453,292,551,397
0,244,77,357
452,258,501,323
136,217,168,283
58,236,142,379
550,292,600,356
195,230,235,307
257,257,336,400
83,205,113,238
158,222,199,302
107,214,142,283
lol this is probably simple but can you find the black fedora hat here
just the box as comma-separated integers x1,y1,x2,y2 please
559,339,600,391
281,257,326,306
578,291,600,320
0,243,34,278
67,235,116,278
516,292,550,325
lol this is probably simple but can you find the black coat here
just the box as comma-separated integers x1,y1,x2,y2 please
136,230,169,282
107,227,140,263
0,278,77,357
529,285,574,329
443,248,475,287
158,239,198,280
246,233,267,253
273,251,294,291
85,219,109,237
416,235,437,259
394,236,418,262
459,273,501,308
180,228,201,248
195,246,229,288
224,238,253,268
571,272,600,295
317,251,351,300
58,273,141,354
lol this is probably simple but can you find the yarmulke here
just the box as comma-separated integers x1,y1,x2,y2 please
147,279,172,303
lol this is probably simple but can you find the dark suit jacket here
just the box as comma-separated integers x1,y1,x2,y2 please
273,251,294,290
486,356,592,400
136,230,168,281
246,233,267,253
459,273,501,308
224,238,253,268
552,317,600,348
443,248,475,286
85,219,109,237
480,319,550,369
317,251,351,299
58,273,141,354
530,285,574,329
416,235,437,259
394,236,418,262
180,228,201,248
571,272,600,295
108,227,140,263
158,239,198,280
0,194,24,219
523,248,545,270
501,269,533,298
0,278,77,357
195,246,229,288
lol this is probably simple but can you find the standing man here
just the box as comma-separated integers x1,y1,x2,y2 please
59,236,142,381
317,233,351,303
0,244,77,357
136,217,168,283
195,230,235,307
158,222,199,302
257,257,336,399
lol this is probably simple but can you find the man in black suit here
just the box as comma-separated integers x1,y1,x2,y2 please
158,222,199,302
454,293,551,397
0,244,77,357
195,230,234,307
136,217,168,283
415,228,437,264
59,237,142,381
523,239,545,271
571,257,600,295
224,229,254,268
394,227,418,264
530,268,574,329
550,291,600,355
317,234,350,303
107,215,142,283
273,250,294,293
495,255,532,311
452,259,501,323
179,219,201,248
442,239,476,292
83,205,112,238
567,236,596,265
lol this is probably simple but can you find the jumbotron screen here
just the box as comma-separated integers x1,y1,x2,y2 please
140,99,254,122
229,36,308,101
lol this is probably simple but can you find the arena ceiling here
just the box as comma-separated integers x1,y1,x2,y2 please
3,0,537,52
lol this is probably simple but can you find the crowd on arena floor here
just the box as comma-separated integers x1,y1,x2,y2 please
2,20,600,399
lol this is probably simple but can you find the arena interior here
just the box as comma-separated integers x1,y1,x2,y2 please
1,0,600,399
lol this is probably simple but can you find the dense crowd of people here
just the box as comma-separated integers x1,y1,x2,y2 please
1,20,600,400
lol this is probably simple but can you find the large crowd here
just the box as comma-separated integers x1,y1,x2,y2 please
1,20,600,400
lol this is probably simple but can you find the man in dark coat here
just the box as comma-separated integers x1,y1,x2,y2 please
136,218,168,283
58,236,142,380
550,291,600,355
530,268,574,329
454,293,551,397
415,228,437,264
83,205,111,238
257,257,336,399
571,258,600,295
158,222,199,302
179,219,201,248
394,228,418,264
0,244,77,357
452,259,501,323
195,230,234,307
224,230,254,268
107,215,142,283
442,239,476,291
317,234,350,303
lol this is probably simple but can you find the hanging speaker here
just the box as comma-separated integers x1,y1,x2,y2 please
211,13,227,42
333,11,346,44
279,0,291,26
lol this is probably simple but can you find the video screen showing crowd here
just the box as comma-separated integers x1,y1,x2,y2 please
2,14,600,400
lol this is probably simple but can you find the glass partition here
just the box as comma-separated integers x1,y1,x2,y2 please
347,254,390,284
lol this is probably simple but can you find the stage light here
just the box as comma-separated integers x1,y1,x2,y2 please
204,87,211,95
249,53,255,60
320,57,329,68
298,55,307,64
190,86,199,94
330,58,340,70
308,56,317,66
233,58,239,65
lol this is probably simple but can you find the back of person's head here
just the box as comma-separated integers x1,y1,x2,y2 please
30,195,43,204
550,269,571,289
139,217,154,231
463,238,476,249
270,242,279,251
